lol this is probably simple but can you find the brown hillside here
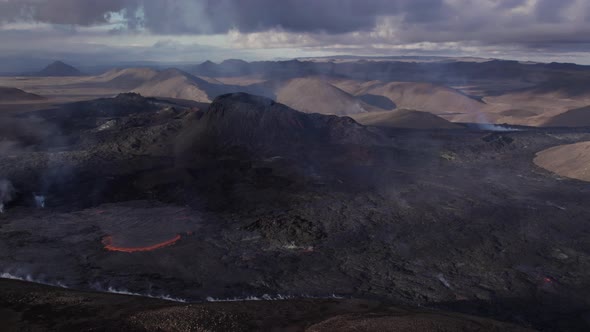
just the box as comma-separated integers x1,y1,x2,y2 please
276,77,384,116
534,141,590,182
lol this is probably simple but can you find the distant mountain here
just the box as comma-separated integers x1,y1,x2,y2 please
190,59,252,77
351,109,462,129
37,61,83,76
185,58,589,83
191,60,218,76
0,86,45,101
520,77,590,98
219,59,250,74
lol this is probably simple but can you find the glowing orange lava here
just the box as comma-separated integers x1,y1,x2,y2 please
102,234,182,253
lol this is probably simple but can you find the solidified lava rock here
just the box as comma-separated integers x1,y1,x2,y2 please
245,214,327,246
482,133,514,147
33,93,162,131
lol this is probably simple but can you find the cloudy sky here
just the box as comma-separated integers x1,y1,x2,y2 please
1,0,590,70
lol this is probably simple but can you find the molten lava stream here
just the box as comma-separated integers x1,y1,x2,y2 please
102,234,182,253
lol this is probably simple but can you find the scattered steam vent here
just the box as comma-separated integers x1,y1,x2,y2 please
473,123,524,132
0,270,68,289
3,3,590,330
0,179,15,213
89,283,187,303
33,193,45,208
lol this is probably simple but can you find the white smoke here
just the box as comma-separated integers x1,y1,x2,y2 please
436,273,452,289
206,293,344,302
106,287,187,302
471,104,522,132
477,123,521,132
0,179,15,213
89,283,187,303
0,271,68,288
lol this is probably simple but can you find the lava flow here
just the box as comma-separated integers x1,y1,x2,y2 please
102,234,182,253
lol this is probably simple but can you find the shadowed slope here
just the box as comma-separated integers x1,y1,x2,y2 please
0,87,45,102
351,109,462,129
542,106,590,127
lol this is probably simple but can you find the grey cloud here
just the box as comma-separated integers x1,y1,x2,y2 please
0,0,587,36
137,0,401,34
534,0,576,22
0,0,486,34
1,0,590,65
0,0,139,25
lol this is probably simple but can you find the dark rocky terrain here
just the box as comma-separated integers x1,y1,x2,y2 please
1,92,590,331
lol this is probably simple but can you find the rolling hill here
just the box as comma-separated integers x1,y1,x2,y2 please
88,68,159,89
344,81,486,118
132,69,223,102
275,77,385,116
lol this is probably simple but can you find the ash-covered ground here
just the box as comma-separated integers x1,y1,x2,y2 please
1,93,589,331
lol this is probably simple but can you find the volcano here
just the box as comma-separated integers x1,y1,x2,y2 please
37,61,83,77
178,92,382,156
